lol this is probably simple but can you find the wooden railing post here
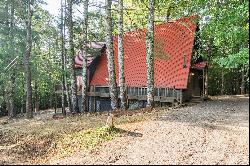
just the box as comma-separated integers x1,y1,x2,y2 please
93,85,96,112
180,90,183,105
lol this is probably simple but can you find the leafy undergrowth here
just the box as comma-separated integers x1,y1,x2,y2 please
0,107,167,164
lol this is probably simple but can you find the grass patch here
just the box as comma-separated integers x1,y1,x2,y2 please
52,126,126,159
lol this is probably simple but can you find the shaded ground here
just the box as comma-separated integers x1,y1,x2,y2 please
0,106,165,165
49,96,249,165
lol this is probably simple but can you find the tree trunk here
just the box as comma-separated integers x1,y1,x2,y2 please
235,69,240,94
54,94,57,114
24,0,33,118
34,81,39,113
48,43,53,109
63,1,71,112
67,0,78,112
9,73,16,117
118,0,126,110
241,67,245,95
221,68,224,95
204,68,208,96
61,0,66,116
81,0,89,113
146,0,155,108
230,69,235,95
5,73,16,118
105,0,118,110
7,0,16,118
166,3,171,21
49,91,53,108
205,38,213,96
21,75,25,116
5,94,10,117
66,81,72,112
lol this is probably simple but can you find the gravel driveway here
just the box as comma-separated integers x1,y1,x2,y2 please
50,96,249,165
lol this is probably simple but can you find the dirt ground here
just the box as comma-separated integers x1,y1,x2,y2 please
49,96,249,165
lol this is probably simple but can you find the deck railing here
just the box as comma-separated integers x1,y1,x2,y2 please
86,85,182,104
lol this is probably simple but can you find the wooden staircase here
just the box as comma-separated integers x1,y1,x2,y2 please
190,96,203,104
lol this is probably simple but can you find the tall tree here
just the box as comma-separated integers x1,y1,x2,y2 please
63,0,72,112
105,0,118,111
67,0,78,113
24,0,34,118
60,0,66,116
81,0,89,112
4,0,16,118
146,0,155,108
118,0,126,110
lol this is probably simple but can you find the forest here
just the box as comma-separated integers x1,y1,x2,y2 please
0,0,249,165
0,0,249,118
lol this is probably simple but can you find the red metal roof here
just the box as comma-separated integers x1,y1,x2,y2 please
75,42,105,68
192,61,208,70
75,53,95,68
90,15,198,89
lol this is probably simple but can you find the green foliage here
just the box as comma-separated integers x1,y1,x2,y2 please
215,48,249,69
0,0,62,115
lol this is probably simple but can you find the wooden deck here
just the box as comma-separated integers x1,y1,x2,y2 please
85,86,182,104
55,85,183,105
